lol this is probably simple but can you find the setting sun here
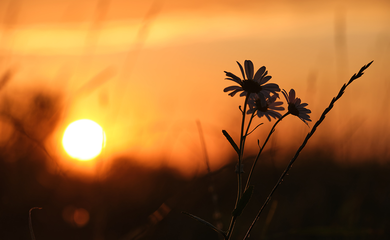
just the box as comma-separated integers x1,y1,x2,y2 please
62,119,106,161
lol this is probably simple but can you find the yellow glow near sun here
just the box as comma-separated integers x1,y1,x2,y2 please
62,119,106,161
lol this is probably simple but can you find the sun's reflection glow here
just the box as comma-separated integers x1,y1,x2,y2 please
62,206,90,228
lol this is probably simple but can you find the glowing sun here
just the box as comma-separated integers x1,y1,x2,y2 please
62,119,106,161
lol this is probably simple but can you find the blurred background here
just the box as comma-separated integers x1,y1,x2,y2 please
0,0,389,239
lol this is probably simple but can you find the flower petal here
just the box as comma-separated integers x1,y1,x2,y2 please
263,83,280,91
256,111,262,118
282,89,289,103
225,71,242,84
236,61,246,80
247,108,256,114
300,116,312,122
224,86,242,92
256,93,267,106
271,101,284,106
300,114,309,119
247,98,256,108
244,60,254,80
259,75,272,85
270,111,282,119
271,106,285,111
228,89,243,97
274,112,283,119
289,89,296,103
299,103,308,107
240,91,248,97
268,94,279,103
261,83,280,95
298,108,311,113
253,66,266,82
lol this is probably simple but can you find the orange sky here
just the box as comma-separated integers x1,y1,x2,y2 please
0,0,389,177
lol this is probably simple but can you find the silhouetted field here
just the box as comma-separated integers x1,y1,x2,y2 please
1,141,389,239
0,0,387,239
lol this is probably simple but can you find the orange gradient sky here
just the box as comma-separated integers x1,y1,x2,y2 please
0,0,389,177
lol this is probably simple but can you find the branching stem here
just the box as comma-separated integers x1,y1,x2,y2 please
244,112,289,191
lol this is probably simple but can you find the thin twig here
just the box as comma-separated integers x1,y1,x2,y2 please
245,122,263,137
242,112,256,153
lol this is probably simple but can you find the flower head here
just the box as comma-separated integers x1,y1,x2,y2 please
223,60,280,100
282,89,311,124
247,94,285,121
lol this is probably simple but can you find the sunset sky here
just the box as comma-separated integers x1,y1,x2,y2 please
0,0,389,177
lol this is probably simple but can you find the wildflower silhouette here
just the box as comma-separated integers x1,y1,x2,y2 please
184,59,373,240
282,89,311,124
247,94,284,121
243,61,373,240
244,89,311,192
223,60,280,100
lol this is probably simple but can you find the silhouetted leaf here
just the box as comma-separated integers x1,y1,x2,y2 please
232,185,254,217
222,130,240,155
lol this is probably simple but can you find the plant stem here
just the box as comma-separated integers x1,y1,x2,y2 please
244,112,289,191
242,112,256,157
226,94,249,240
238,95,249,197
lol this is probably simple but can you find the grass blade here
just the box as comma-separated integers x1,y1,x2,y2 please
182,211,227,238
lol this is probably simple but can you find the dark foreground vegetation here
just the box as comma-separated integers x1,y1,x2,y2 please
0,144,389,240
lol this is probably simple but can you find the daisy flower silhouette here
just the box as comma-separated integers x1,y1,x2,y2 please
282,89,311,124
247,94,285,121
223,60,280,100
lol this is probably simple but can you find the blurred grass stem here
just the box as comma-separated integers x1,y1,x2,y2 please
29,207,42,240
